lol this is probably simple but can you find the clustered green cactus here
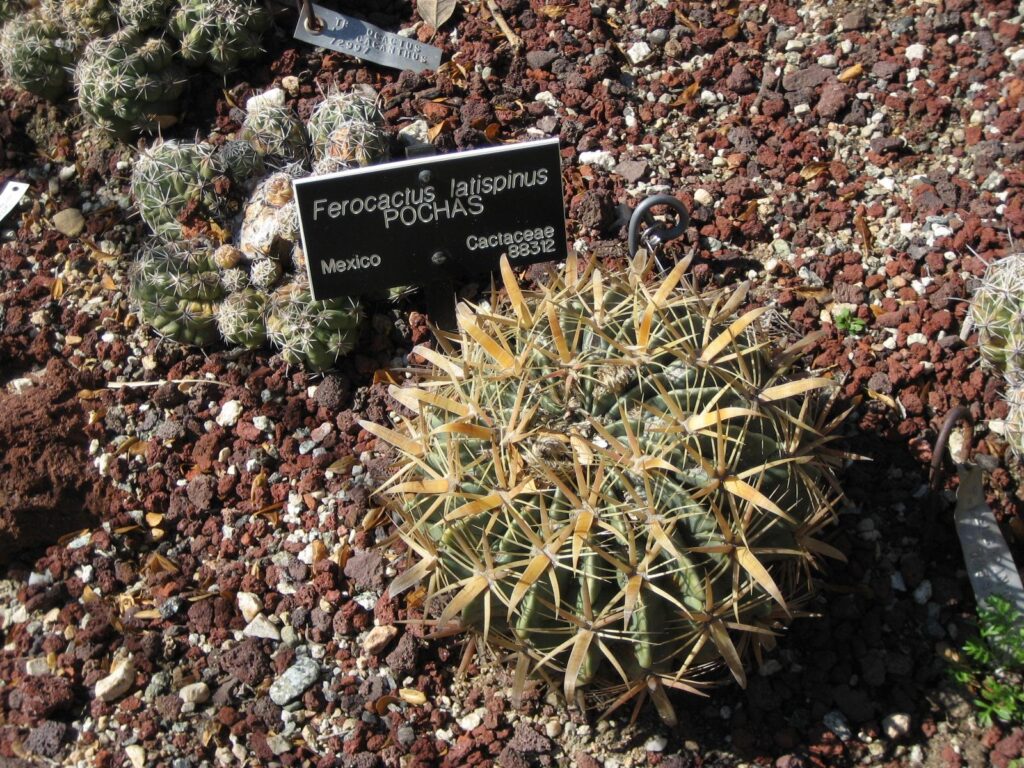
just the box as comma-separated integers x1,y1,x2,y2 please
0,12,75,99
129,239,224,347
169,0,270,75
967,251,1024,455
126,87,392,370
0,0,275,138
75,28,185,139
366,255,845,723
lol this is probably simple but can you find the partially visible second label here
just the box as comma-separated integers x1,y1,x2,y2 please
294,3,442,73
0,180,28,224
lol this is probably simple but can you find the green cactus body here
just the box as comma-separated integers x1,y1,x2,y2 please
0,1,24,24
217,288,268,349
968,252,1024,377
216,139,267,187
130,239,224,346
116,0,174,30
0,13,75,99
266,282,362,371
308,90,388,172
241,103,307,164
169,0,270,76
366,256,845,723
44,0,116,42
311,120,390,174
75,29,185,138
131,140,231,240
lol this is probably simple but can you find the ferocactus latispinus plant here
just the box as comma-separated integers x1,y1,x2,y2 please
75,29,185,138
365,254,846,724
169,0,271,76
308,89,389,172
0,12,75,99
967,251,1024,377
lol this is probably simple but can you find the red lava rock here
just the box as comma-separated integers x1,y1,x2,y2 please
0,359,120,561
343,549,386,592
10,675,75,718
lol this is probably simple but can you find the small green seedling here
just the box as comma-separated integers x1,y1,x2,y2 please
833,308,866,334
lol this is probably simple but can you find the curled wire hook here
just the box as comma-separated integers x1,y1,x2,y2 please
929,405,975,494
627,194,690,262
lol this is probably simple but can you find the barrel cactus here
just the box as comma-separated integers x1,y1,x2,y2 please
75,29,185,138
0,12,75,99
131,140,233,241
129,239,224,346
169,0,271,76
266,282,362,371
365,255,845,723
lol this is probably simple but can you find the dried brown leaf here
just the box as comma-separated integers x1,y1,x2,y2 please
418,0,456,29
799,162,828,181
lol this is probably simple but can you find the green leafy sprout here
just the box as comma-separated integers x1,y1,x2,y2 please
833,308,867,334
952,595,1024,726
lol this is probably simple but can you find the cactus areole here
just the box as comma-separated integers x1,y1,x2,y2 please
293,138,567,300
364,254,847,724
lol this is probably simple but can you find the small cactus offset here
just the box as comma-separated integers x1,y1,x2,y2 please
131,140,232,241
217,288,268,349
169,0,270,76
266,282,362,372
129,239,224,346
365,255,846,723
968,252,1024,377
241,96,307,166
0,13,75,100
75,29,186,138
308,89,389,172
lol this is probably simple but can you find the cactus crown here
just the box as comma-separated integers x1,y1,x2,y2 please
366,254,845,723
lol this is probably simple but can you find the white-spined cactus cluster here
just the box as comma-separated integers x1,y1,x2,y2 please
967,252,1024,455
128,87,389,371
0,0,273,137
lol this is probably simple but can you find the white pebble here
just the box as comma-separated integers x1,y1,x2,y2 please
905,43,926,61
882,712,912,740
645,735,668,752
243,614,281,641
216,400,243,427
237,592,262,623
913,580,932,605
95,657,135,702
457,711,483,731
693,188,714,207
626,41,652,65
179,681,210,705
